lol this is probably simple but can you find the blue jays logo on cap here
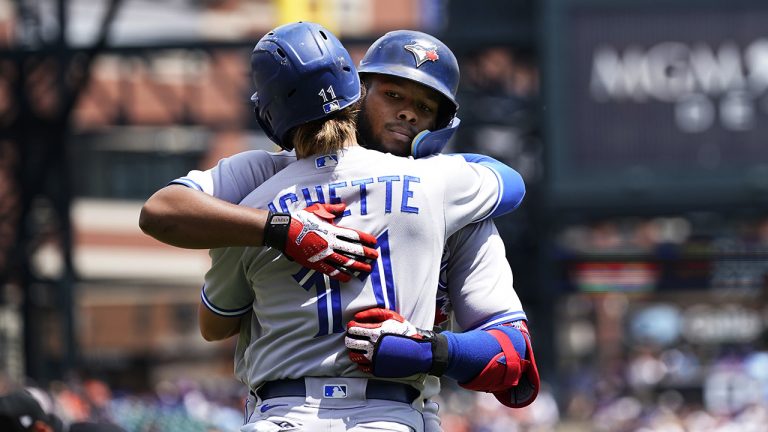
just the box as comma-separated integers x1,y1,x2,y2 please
323,384,347,398
404,43,439,67
315,154,338,168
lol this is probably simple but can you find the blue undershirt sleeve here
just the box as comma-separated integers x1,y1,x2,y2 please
455,153,525,218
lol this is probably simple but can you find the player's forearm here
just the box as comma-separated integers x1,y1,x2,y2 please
365,325,525,379
347,309,529,381
139,185,268,249
198,303,242,341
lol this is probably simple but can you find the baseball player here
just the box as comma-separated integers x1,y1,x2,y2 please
139,28,538,430
344,30,539,426
198,22,523,431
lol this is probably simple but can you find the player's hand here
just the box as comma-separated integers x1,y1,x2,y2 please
345,308,447,377
345,308,422,370
263,203,378,282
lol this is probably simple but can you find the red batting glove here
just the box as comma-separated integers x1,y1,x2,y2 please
263,203,379,282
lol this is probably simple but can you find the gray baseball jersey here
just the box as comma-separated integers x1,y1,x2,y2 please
175,150,526,335
436,219,526,332
197,146,509,391
176,148,527,431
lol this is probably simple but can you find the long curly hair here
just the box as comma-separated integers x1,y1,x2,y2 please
289,85,366,159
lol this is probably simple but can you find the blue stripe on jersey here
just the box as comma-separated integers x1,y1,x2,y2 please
379,233,397,308
486,168,504,219
293,268,329,335
330,279,343,333
293,267,311,282
200,288,251,317
370,230,396,309
467,311,529,331
371,265,386,308
293,268,344,336
169,177,203,191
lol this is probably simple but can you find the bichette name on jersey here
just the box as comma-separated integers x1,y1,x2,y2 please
202,146,505,392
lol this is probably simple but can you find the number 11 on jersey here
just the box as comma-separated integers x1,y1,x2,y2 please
293,231,395,337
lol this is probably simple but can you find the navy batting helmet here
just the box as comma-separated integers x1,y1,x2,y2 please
359,30,459,127
250,22,361,150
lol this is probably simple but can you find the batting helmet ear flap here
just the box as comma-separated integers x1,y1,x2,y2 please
251,92,286,150
410,117,460,159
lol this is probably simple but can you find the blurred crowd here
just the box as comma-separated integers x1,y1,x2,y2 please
0,375,242,432
590,396,768,432
435,381,560,432
559,337,768,432
4,365,768,431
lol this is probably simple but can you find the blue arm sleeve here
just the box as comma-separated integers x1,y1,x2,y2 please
443,324,527,383
456,153,525,218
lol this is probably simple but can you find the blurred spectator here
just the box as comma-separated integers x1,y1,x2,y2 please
69,422,126,432
81,380,114,424
0,388,57,432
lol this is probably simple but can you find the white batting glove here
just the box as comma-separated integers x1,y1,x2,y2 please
345,308,433,373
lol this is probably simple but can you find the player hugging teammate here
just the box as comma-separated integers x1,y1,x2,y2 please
140,22,539,432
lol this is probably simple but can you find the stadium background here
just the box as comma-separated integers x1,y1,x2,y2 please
1,0,768,430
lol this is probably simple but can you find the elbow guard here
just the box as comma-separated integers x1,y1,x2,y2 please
460,321,540,408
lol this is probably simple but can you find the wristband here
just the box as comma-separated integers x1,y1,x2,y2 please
370,331,450,377
427,333,449,376
263,212,291,250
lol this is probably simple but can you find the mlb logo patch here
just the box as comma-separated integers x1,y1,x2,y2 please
315,154,338,168
323,100,340,113
323,384,347,398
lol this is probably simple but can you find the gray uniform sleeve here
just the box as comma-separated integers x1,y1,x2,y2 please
170,150,296,203
201,247,253,317
181,151,293,316
432,154,506,236
442,220,527,331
